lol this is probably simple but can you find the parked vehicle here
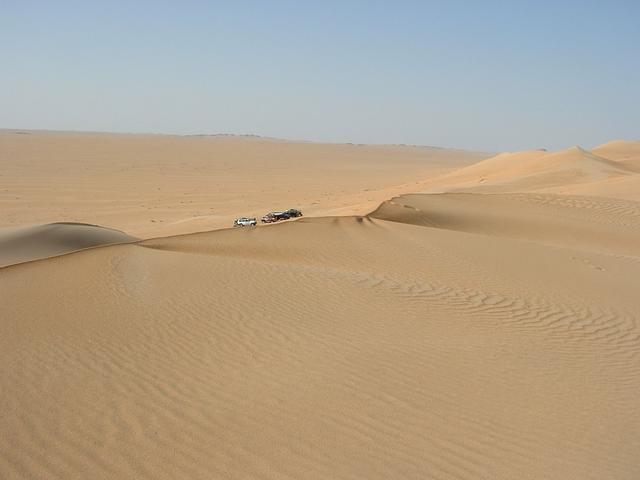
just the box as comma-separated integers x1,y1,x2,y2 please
233,217,257,227
284,208,303,218
261,212,287,223
261,209,303,223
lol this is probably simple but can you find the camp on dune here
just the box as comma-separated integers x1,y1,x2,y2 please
1,136,640,479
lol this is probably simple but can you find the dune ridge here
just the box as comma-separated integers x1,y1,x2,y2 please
370,192,640,256
0,222,137,267
593,139,640,167
420,140,640,200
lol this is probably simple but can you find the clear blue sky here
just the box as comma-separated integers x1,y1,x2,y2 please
1,1,638,151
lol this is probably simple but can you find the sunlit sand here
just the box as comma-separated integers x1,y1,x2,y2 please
1,132,639,479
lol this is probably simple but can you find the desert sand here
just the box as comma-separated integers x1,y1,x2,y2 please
1,133,639,479
0,130,486,238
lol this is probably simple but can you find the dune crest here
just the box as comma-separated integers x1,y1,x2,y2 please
370,192,640,255
420,140,640,199
0,222,137,267
593,139,640,164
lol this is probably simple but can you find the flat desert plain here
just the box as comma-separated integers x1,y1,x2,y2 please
1,131,640,479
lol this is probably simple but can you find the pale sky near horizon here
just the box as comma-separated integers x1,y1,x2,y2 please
1,1,638,152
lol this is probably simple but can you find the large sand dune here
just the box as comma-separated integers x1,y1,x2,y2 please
421,140,640,200
593,140,640,167
1,136,640,479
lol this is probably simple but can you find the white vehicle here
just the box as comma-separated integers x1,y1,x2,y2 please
233,217,257,227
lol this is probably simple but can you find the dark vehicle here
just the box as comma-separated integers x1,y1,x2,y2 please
261,211,288,223
284,209,303,218
261,209,303,223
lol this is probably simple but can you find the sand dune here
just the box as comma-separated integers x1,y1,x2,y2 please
421,141,640,199
371,192,640,256
556,174,640,201
2,194,640,479
593,140,640,168
1,136,639,479
0,222,136,267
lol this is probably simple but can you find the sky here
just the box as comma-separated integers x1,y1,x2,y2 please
1,0,638,151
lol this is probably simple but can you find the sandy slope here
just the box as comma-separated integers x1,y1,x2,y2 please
420,140,640,200
0,223,136,267
2,198,640,479
371,192,640,256
593,140,640,167
1,138,640,479
0,130,487,238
